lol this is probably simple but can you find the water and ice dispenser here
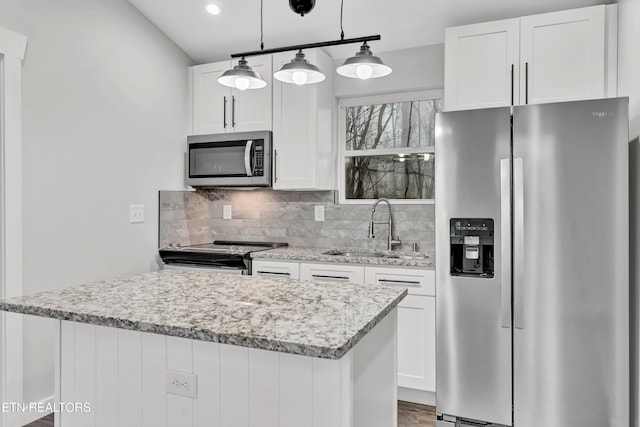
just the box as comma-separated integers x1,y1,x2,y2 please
450,218,494,278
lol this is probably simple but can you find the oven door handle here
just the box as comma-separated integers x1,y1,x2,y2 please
244,140,253,177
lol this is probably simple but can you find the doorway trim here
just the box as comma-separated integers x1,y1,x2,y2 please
0,25,27,427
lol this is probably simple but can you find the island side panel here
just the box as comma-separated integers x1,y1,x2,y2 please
353,308,399,427
248,348,280,427
117,329,142,426
141,332,168,427
53,321,60,427
73,323,96,427
220,344,250,426
56,312,398,427
95,326,118,427
192,340,221,425
166,336,194,427
59,321,75,427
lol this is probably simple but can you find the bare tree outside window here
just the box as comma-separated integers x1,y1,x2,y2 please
344,99,440,200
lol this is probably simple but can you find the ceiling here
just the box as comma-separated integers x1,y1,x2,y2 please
127,0,607,64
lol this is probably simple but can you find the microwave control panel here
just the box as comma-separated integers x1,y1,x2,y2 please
253,142,264,176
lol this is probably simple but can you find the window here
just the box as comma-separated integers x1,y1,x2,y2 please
339,91,442,204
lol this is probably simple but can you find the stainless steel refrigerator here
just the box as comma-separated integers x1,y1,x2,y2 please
435,98,629,427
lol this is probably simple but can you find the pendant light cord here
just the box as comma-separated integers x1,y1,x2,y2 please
260,0,264,50
340,0,344,40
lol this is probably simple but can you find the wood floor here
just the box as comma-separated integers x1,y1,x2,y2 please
23,414,53,427
398,401,437,427
25,402,436,426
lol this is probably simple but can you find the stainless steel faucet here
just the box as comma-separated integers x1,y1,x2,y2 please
368,198,401,251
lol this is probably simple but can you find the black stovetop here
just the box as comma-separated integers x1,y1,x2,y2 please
159,240,288,267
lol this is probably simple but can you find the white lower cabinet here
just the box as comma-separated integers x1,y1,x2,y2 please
252,259,435,403
300,263,365,284
365,267,436,401
396,295,436,393
252,260,299,280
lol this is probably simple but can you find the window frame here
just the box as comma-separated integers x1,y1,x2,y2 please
337,89,443,205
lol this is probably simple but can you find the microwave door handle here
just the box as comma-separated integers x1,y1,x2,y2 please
244,140,253,176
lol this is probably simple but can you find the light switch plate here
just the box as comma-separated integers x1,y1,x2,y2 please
129,204,144,223
314,205,325,222
223,205,232,220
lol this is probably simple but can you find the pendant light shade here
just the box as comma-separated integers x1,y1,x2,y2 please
336,42,392,80
274,50,325,85
218,57,267,90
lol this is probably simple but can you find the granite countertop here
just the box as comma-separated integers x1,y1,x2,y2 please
252,246,435,269
0,270,406,359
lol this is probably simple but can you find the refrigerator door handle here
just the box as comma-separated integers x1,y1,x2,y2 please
514,157,525,329
500,159,512,328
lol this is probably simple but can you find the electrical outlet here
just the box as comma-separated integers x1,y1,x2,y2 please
223,205,232,220
314,205,325,222
166,371,197,398
129,204,144,223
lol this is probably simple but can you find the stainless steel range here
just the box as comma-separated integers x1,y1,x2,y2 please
159,240,288,275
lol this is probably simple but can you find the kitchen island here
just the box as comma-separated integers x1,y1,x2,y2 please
0,270,406,427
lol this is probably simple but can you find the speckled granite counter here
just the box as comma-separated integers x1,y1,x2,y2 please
252,246,435,269
0,270,406,359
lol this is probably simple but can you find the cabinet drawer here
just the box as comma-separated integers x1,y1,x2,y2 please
300,263,365,284
365,267,435,296
252,260,299,280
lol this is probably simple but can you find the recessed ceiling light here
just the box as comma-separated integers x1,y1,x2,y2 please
206,4,220,15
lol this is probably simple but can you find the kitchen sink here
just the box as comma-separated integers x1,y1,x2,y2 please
383,254,429,260
322,250,428,260
322,250,384,258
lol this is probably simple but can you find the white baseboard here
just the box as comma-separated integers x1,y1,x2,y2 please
398,387,436,406
12,395,54,427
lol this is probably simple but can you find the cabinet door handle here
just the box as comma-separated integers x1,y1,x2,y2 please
257,271,290,277
274,149,278,183
378,279,421,288
232,95,236,128
510,64,515,106
312,274,350,281
223,96,227,128
525,62,529,104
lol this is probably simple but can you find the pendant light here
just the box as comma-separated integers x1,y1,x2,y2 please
336,0,391,80
337,42,392,80
218,56,267,90
217,0,267,90
274,50,325,85
225,0,390,86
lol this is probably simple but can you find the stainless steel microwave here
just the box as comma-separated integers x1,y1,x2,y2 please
186,131,272,187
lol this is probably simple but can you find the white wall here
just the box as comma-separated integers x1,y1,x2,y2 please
0,0,192,410
332,44,445,98
616,0,640,425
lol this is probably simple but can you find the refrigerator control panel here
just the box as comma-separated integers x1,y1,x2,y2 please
450,218,494,278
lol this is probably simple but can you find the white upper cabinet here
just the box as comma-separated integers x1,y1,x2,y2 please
190,55,272,135
444,5,616,111
444,18,520,111
191,61,228,134
272,49,333,190
519,6,605,105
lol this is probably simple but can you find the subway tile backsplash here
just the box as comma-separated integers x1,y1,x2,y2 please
159,189,434,255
